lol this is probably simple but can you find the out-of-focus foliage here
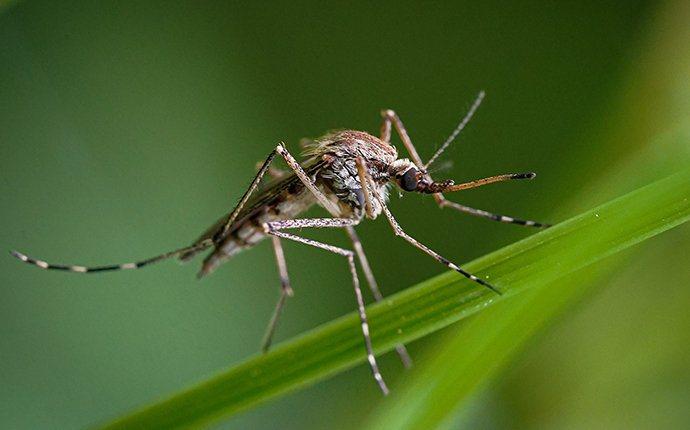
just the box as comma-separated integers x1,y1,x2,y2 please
103,169,690,429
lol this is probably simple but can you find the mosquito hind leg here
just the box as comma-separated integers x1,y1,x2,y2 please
346,226,412,368
11,239,213,274
264,217,390,395
261,236,293,353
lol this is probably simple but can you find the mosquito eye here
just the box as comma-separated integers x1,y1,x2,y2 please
399,168,418,191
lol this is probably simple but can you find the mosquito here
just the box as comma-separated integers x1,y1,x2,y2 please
11,92,548,394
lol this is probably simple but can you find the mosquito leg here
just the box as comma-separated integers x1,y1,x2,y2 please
432,175,550,228
214,149,280,242
359,158,502,295
346,226,413,368
439,200,550,228
264,217,389,395
380,109,448,209
274,143,341,217
381,200,501,294
10,239,213,273
261,236,293,353
12,148,282,272
355,156,376,219
379,112,392,144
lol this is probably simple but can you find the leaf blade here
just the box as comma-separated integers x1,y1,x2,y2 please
98,168,690,430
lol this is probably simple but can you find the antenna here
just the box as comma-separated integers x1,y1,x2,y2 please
424,91,485,170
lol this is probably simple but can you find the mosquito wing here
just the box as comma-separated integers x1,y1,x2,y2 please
179,157,327,261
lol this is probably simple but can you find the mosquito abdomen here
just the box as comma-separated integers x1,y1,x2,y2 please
197,182,323,277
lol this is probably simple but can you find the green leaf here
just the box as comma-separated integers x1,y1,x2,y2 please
98,168,690,430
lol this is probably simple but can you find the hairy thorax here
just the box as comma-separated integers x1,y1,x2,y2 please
308,130,397,219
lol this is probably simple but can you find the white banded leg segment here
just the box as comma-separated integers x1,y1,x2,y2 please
379,202,501,295
440,199,550,228
265,220,389,395
346,226,413,368
9,239,213,274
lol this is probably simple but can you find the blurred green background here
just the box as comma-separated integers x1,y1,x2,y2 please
1,1,688,429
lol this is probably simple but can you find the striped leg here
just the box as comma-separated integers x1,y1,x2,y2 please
10,148,287,273
10,145,310,274
10,239,213,274
380,99,549,229
357,157,502,296
345,226,412,368
264,217,390,395
438,200,550,227
261,236,293,353
379,201,502,295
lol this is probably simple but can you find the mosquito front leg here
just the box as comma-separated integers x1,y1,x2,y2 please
379,201,501,295
380,109,427,172
263,217,390,395
360,158,502,295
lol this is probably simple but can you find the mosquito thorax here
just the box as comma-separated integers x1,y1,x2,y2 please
307,130,397,219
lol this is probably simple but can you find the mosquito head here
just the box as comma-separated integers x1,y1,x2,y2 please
388,159,423,192
389,158,536,195
388,158,452,193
